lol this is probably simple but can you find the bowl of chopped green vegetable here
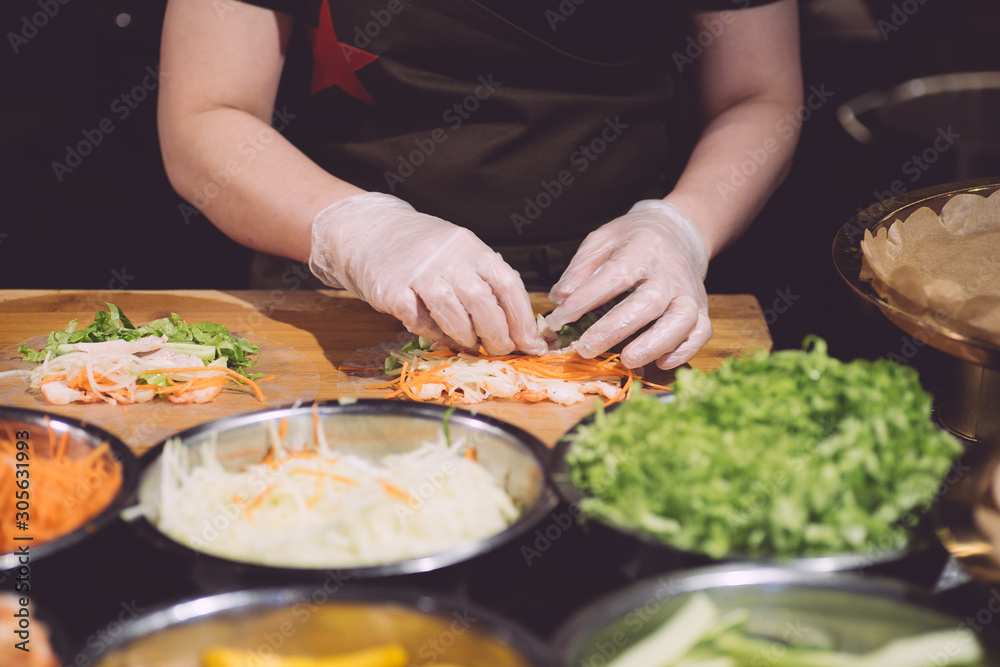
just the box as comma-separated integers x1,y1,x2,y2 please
551,563,994,666
550,336,965,573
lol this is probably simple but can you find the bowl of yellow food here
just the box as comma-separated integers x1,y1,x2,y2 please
77,584,554,667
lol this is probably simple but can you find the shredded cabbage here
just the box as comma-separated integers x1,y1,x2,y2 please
149,425,521,568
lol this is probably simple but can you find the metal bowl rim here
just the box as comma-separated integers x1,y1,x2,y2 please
130,399,558,578
0,405,140,570
550,562,963,660
551,394,919,571
831,177,1000,367
72,582,555,666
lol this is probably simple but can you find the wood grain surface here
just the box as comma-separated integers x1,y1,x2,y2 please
0,290,772,454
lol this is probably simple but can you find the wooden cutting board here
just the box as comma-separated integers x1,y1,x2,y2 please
0,290,772,454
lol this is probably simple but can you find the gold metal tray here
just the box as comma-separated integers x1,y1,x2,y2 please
936,439,1000,583
832,176,1000,369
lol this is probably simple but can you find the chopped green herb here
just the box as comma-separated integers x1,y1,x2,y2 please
18,303,260,376
564,336,963,559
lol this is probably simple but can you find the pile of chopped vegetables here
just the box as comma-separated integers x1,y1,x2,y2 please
563,336,964,560
148,408,520,568
0,418,122,552
602,592,984,667
372,337,665,406
16,303,263,405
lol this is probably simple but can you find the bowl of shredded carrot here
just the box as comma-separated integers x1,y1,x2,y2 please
0,406,139,570
124,399,557,578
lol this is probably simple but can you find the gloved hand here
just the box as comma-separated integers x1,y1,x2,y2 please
544,199,712,369
309,192,548,356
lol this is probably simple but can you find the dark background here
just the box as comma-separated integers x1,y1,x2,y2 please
2,0,999,363
3,0,1000,661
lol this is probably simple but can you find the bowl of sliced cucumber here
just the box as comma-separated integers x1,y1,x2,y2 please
551,564,995,666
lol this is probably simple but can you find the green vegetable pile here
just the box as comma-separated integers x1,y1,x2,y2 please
564,336,963,560
18,302,260,376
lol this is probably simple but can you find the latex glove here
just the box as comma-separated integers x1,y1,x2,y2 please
544,199,712,369
308,192,548,356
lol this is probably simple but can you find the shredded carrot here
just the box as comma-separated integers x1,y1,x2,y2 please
369,347,669,406
307,476,325,508
243,483,278,523
312,403,321,447
146,366,265,402
0,429,123,552
377,478,412,504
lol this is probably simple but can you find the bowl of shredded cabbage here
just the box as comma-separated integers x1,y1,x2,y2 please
77,584,554,667
551,336,965,573
551,563,995,666
126,399,557,577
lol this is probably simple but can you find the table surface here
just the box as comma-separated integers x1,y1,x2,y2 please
3,289,999,662
0,289,773,454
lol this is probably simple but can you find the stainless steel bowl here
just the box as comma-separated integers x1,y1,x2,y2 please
77,584,554,667
552,564,996,666
0,406,139,571
128,399,557,578
551,394,931,574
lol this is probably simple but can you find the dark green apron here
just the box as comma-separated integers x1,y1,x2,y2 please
291,0,692,288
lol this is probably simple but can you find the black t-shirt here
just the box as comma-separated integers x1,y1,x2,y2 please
247,0,784,62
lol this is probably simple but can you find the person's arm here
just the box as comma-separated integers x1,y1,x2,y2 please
665,0,804,257
158,0,547,355
157,0,363,264
545,0,803,369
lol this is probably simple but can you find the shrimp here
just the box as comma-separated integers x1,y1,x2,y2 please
412,383,448,401
168,385,222,404
40,380,97,405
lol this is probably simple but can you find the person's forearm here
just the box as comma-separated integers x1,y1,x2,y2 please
663,0,801,260
664,94,800,259
159,106,364,264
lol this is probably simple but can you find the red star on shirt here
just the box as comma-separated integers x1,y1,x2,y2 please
306,0,378,104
